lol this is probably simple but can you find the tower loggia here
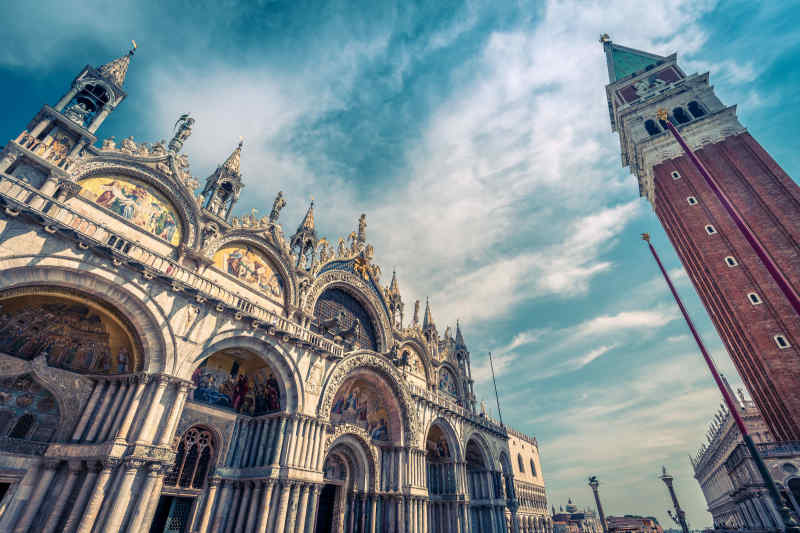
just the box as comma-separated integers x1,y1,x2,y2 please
602,35,800,442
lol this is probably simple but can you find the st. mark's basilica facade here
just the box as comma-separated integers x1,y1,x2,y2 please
0,47,550,533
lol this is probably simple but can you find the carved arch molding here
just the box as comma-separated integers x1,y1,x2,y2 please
318,352,417,445
323,425,380,492
302,270,392,352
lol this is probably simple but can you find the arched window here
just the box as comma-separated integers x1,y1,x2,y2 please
673,107,691,124
530,459,537,477
644,120,660,136
518,454,525,473
164,427,215,490
688,101,706,119
8,414,35,439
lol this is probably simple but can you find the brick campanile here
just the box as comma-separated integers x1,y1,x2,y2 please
601,35,800,442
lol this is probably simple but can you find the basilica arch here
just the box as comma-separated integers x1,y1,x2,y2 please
318,351,417,446
425,417,465,532
0,262,174,373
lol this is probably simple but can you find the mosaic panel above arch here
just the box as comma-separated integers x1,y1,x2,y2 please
191,349,281,416
0,289,140,375
330,373,401,442
212,244,284,300
78,175,183,245
314,288,378,351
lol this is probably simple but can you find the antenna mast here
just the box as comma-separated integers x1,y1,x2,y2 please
488,351,504,427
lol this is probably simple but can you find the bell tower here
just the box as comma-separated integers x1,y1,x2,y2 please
602,35,800,442
0,42,135,197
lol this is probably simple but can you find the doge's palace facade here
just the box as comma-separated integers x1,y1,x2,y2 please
0,46,551,533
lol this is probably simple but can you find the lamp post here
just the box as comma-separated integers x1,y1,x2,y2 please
659,466,689,533
642,233,800,532
588,476,608,533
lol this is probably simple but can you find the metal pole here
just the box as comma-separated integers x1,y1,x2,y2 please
657,108,800,318
588,477,608,533
488,351,504,427
643,233,800,532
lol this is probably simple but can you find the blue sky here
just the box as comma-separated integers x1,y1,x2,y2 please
2,0,799,527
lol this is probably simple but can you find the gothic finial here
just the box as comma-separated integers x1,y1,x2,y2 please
423,297,435,330
299,200,315,232
389,268,399,293
270,191,286,223
222,140,243,174
455,320,466,349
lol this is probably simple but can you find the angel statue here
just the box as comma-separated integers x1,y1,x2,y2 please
269,191,286,223
168,113,195,153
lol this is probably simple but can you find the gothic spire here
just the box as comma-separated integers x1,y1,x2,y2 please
98,40,136,87
389,269,399,294
298,200,315,233
422,297,435,330
455,320,466,349
222,139,244,175
599,34,668,83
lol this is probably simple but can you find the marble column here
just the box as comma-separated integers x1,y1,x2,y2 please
223,483,243,533
103,459,145,532
245,481,261,533
12,460,59,533
75,460,117,533
274,481,293,533
97,381,128,441
295,483,311,533
279,417,296,466
290,418,303,467
84,381,117,442
234,481,252,532
370,494,378,533
61,462,100,533
210,480,232,532
54,86,79,111
88,105,113,134
196,477,221,533
159,382,190,446
255,479,276,533
136,376,170,443
115,377,148,441
270,417,286,464
306,485,322,533
72,381,104,440
40,461,82,533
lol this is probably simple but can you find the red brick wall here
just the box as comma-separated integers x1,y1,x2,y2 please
653,132,800,442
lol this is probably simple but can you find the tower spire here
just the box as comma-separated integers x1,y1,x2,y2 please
290,199,318,269
98,40,137,87
600,35,667,83
200,139,245,220
422,297,435,329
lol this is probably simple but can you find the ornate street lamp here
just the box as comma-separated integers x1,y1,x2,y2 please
659,466,689,533
588,476,608,533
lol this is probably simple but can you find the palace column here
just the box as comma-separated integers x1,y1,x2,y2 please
296,483,312,533
279,417,296,466
223,482,243,533
233,481,252,532
40,460,82,533
72,381,104,440
255,479,276,533
306,485,322,533
245,480,262,532
61,462,100,533
75,459,118,533
83,381,118,441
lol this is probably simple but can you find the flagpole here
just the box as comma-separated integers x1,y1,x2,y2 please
642,233,799,532
489,351,504,427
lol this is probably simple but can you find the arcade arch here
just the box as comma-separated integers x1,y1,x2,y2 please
425,419,462,532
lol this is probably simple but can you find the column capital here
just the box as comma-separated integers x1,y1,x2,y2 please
124,458,146,470
67,460,84,473
155,374,171,387
209,476,222,487
145,462,163,476
100,458,121,471
43,458,61,470
312,484,322,495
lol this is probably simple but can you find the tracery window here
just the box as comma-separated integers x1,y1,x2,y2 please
314,288,378,351
164,426,215,490
518,454,525,473
530,459,537,477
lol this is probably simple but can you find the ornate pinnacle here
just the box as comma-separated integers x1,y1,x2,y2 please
97,42,136,87
357,213,367,244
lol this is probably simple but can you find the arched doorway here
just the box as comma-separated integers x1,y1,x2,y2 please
426,421,461,533
466,437,504,533
151,425,217,533
317,436,375,533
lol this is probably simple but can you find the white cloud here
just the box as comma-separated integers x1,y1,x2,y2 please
575,309,678,338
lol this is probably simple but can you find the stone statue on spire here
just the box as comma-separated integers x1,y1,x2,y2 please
357,213,367,245
270,191,286,223
169,113,194,153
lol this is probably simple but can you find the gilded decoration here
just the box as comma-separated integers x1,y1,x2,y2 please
0,292,139,375
79,174,183,244
191,349,281,416
212,244,284,300
318,353,417,445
